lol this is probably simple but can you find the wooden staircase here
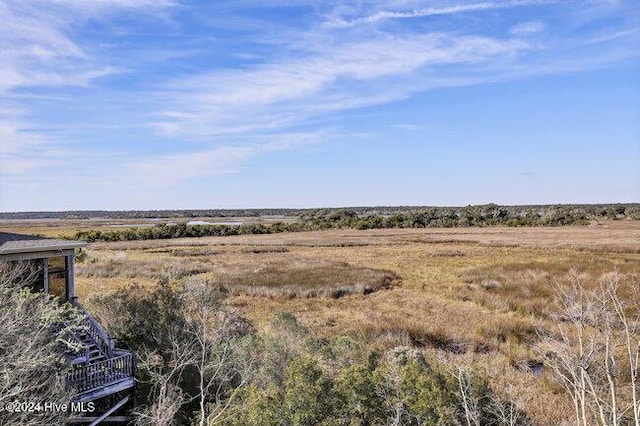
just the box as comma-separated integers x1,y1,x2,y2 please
64,305,135,424
76,329,107,363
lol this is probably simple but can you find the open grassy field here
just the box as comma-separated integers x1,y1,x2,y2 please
4,219,639,423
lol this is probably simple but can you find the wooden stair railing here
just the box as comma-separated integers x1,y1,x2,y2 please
65,352,134,394
75,303,115,358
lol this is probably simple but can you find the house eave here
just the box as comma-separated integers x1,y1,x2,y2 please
0,242,87,256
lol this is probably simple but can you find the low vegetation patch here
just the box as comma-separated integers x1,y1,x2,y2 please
143,247,221,257
218,258,396,299
431,249,466,257
241,245,289,254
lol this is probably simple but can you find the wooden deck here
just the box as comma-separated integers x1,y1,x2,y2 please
63,305,135,423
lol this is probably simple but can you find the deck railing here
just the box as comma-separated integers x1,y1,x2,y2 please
65,352,134,393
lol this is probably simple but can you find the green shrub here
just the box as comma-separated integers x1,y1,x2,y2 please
228,384,285,425
285,356,338,425
335,356,387,425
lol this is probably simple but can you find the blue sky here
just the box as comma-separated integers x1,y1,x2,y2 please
0,0,638,211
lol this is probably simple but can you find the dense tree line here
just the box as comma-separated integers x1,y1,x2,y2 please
300,203,640,229
74,223,286,242
2,203,638,221
72,204,640,242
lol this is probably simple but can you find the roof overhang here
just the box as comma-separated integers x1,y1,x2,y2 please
0,232,88,259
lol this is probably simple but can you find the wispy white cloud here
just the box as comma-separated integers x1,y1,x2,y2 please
0,107,66,174
391,124,423,132
124,132,322,186
322,1,548,28
0,113,38,157
18,0,177,21
48,0,176,9
154,33,527,138
143,0,639,185
510,20,546,34
1,130,323,193
580,28,638,45
0,0,174,178
0,0,170,94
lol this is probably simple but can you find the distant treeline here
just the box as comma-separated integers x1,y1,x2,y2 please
72,203,640,242
2,203,638,220
0,209,297,220
75,223,283,242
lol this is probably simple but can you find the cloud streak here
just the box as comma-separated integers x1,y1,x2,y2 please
510,20,546,34
322,1,549,28
125,132,322,186
0,0,174,176
154,33,527,139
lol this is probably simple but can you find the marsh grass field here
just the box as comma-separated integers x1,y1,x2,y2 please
3,218,640,423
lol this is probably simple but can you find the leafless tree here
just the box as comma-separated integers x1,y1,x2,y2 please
453,365,485,426
598,272,640,426
134,338,196,426
537,271,640,426
376,362,408,426
487,382,532,426
183,278,255,426
131,277,255,426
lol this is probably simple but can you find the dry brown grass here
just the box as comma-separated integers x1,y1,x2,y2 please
76,250,211,279
76,247,395,299
4,220,639,424
457,257,639,317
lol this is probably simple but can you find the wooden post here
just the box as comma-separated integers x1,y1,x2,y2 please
43,258,49,295
65,254,75,301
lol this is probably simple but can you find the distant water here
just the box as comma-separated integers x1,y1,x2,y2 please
186,220,244,226
107,223,154,227
106,220,245,227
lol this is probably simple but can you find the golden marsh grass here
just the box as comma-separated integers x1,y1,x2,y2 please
3,220,639,423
